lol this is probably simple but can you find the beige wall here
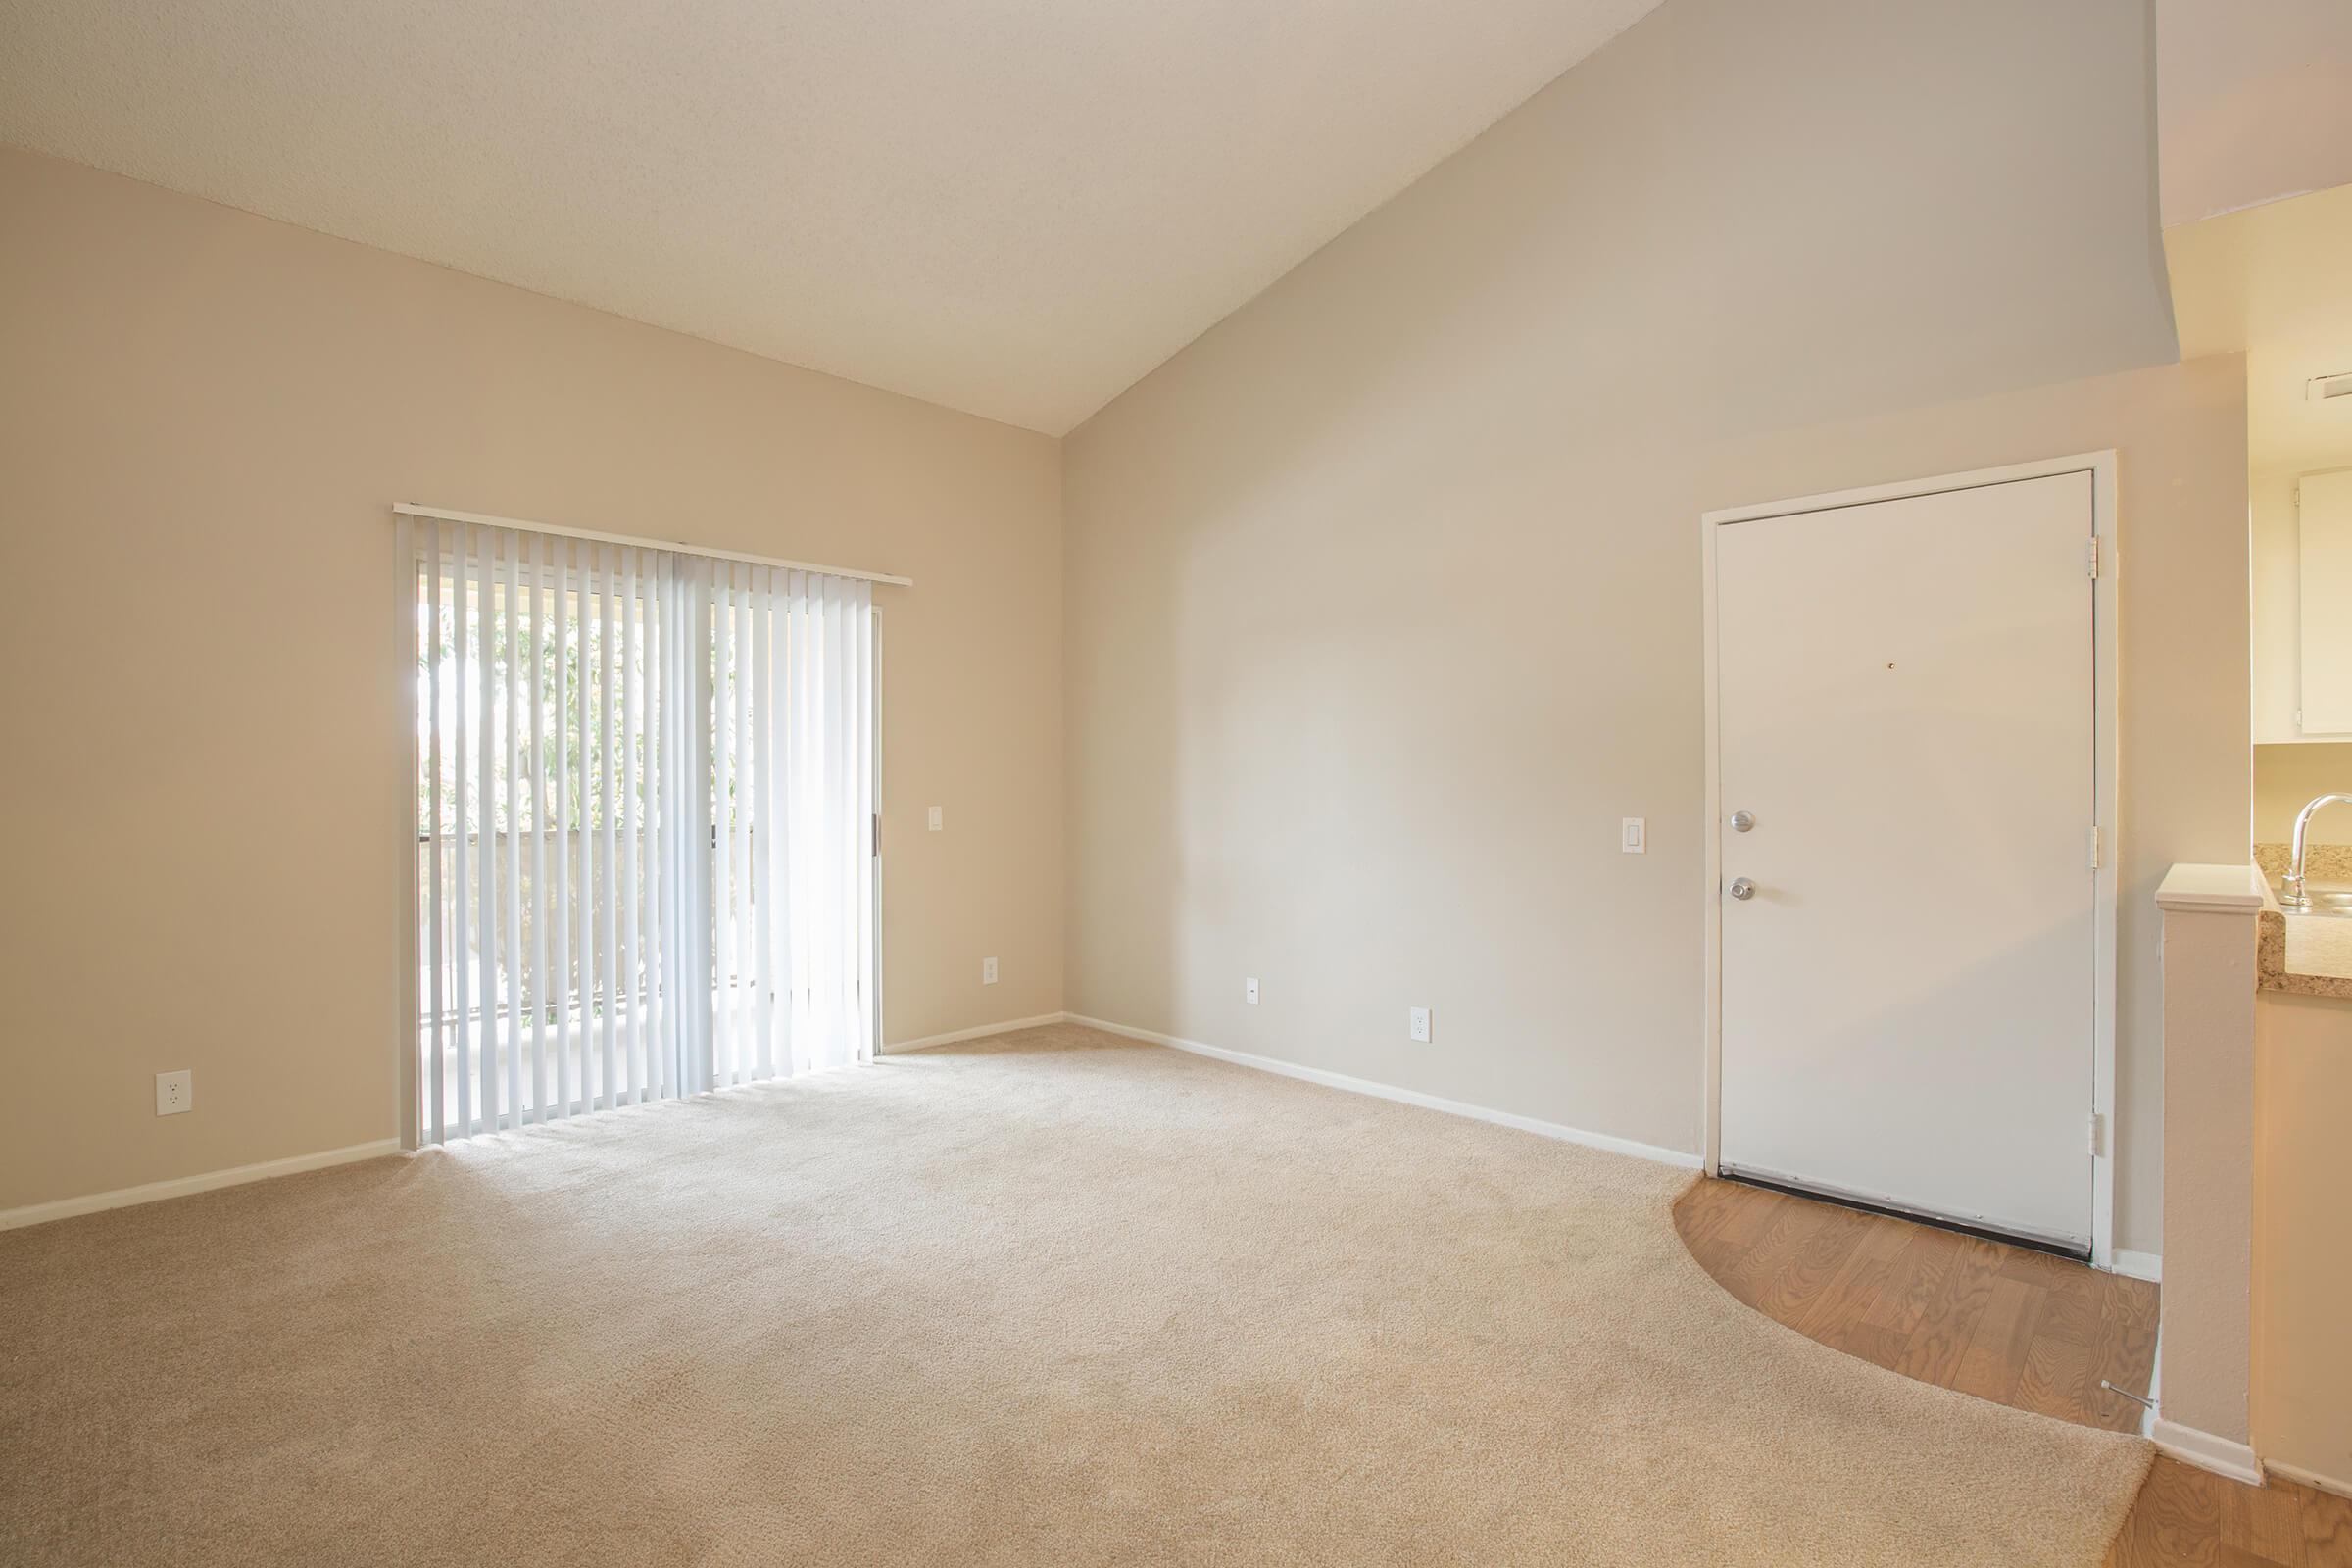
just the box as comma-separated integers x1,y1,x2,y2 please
1063,0,2241,1257
2255,989,2352,1490
2254,744,2352,848
2155,894,2259,1446
0,147,1064,1212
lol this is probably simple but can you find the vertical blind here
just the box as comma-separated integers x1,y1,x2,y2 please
398,515,875,1145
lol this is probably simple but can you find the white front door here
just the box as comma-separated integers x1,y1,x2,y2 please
1715,470,2097,1250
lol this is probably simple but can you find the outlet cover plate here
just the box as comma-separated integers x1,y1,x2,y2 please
1409,1007,1432,1044
156,1069,193,1116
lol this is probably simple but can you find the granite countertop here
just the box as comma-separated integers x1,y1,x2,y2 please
2252,843,2352,999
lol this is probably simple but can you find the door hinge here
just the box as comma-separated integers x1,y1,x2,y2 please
2087,1111,2105,1158
871,814,881,857
2086,536,2101,578
2087,825,2102,870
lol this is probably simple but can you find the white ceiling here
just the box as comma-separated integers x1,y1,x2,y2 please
2168,181,2352,475
0,0,1664,434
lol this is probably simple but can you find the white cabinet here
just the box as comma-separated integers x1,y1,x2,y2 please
2297,469,2352,734
2253,467,2352,744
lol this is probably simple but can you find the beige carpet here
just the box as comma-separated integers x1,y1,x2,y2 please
2,1023,2148,1565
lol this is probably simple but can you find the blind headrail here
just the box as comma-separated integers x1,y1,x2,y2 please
391,502,913,588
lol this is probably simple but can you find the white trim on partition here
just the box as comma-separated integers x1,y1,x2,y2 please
0,1140,405,1234
2112,1249,2162,1283
2267,1459,2352,1502
2151,1419,2265,1486
1067,1013,1704,1171
1699,451,2124,1272
881,1013,1070,1055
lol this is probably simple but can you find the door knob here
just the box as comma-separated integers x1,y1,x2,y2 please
1730,810,1755,832
1728,877,1756,901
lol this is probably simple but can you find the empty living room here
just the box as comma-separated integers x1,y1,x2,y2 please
6,1,2351,1563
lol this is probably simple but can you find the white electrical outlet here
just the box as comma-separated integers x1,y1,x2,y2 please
982,956,998,985
1408,1007,1432,1044
928,806,944,832
1621,817,1646,854
1246,977,1259,1004
156,1069,193,1116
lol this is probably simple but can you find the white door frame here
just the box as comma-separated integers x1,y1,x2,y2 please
1699,451,2122,1269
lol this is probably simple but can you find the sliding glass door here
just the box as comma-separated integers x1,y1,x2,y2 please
398,517,876,1146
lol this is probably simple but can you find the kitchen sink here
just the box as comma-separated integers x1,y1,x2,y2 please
2274,883,2352,916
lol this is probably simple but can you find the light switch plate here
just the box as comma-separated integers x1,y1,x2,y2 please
156,1069,193,1116
1621,817,1646,854
928,806,944,832
1246,977,1259,1004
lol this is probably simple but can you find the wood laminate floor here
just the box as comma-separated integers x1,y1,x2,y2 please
1673,1178,2352,1567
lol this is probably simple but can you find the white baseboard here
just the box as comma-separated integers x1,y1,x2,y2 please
2267,1458,2352,1501
2111,1249,2162,1282
882,1012,1070,1055
0,1139,405,1234
1066,1013,1703,1171
2151,1418,2264,1485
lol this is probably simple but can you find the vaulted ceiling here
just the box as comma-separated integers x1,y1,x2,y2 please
0,0,1665,433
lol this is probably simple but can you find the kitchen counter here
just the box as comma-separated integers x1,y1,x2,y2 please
2253,843,2352,998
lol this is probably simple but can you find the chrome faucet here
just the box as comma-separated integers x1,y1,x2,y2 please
2285,794,2352,906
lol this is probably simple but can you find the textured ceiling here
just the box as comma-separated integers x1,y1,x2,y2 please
0,0,1664,433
